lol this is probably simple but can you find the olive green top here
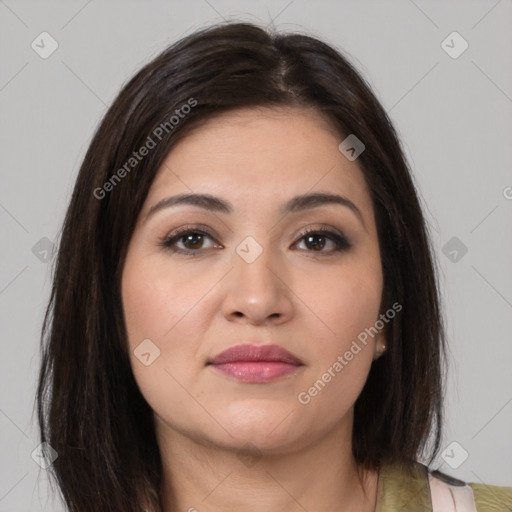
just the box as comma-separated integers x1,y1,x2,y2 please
376,460,512,511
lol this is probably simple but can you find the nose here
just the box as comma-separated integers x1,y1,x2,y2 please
220,241,294,326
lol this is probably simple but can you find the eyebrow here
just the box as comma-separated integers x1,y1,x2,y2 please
145,192,366,229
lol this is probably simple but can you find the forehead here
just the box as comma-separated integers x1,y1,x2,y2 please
143,106,373,218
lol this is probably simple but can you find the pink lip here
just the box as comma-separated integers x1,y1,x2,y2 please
207,344,304,383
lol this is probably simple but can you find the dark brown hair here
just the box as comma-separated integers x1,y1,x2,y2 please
36,20,446,511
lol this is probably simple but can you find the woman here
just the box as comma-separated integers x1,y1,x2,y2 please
36,21,512,511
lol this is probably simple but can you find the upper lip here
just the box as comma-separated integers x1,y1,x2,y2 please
207,344,303,365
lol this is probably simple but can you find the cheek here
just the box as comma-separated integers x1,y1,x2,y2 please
300,259,383,351
122,255,207,344
330,278,382,346
293,261,382,408
121,253,220,390
121,256,207,423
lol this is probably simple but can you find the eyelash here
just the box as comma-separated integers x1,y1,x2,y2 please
158,224,352,256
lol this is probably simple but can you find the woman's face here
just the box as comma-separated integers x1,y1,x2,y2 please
121,106,386,455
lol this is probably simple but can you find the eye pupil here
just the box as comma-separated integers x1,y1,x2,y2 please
183,233,203,249
305,234,326,251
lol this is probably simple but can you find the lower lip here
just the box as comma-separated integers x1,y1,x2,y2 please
209,361,303,383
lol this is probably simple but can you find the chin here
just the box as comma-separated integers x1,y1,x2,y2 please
212,401,309,453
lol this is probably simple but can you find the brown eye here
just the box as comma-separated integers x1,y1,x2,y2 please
159,228,218,254
295,229,351,253
158,226,351,256
178,232,206,250
302,233,328,251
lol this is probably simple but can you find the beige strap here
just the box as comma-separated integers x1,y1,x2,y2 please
428,472,478,512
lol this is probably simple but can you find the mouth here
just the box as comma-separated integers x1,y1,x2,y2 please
206,343,304,383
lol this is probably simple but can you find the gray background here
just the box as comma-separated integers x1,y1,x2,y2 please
1,0,511,510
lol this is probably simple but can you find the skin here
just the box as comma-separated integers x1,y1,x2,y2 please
121,106,387,512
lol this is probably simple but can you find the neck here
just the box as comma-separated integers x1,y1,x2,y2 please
156,416,379,512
